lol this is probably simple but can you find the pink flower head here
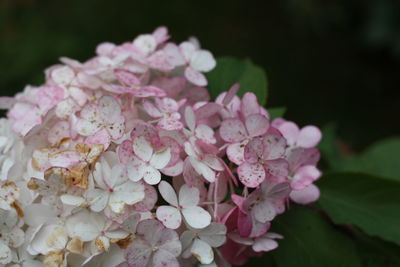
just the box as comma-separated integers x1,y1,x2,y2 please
238,132,289,188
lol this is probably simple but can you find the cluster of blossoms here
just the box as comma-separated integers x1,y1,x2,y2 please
0,27,322,267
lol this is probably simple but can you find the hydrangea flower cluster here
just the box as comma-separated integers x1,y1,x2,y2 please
0,27,322,267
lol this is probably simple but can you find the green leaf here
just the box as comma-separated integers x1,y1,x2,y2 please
206,57,268,105
268,107,286,119
317,172,400,245
339,138,400,182
269,205,361,267
354,229,400,267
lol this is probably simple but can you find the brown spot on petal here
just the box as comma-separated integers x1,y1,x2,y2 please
115,235,132,249
27,178,40,190
43,251,64,267
67,237,83,254
11,201,24,217
64,163,89,189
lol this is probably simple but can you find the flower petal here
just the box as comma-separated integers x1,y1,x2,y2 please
237,162,266,188
150,148,171,170
182,206,211,229
158,181,178,206
156,206,182,229
133,136,153,162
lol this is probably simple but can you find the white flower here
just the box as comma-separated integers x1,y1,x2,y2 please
181,222,227,264
156,181,211,229
127,136,171,185
65,210,129,252
61,152,145,213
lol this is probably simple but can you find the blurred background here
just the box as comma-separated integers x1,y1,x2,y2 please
1,0,399,152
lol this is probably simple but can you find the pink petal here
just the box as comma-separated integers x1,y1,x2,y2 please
263,134,287,160
85,128,111,149
237,162,266,188
118,140,134,164
252,237,278,252
297,125,322,148
289,183,320,204
131,86,166,98
194,103,222,120
133,183,158,212
264,159,289,183
226,142,246,165
222,83,240,106
245,114,269,137
291,165,321,190
143,100,162,118
156,206,182,229
220,119,247,143
277,121,299,147
185,67,207,86
114,69,140,87
241,93,260,117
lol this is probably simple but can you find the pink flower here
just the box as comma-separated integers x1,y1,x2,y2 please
237,132,288,188
143,97,183,130
76,96,125,144
277,121,322,149
165,41,216,86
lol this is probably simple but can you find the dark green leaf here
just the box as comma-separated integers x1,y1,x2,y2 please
206,57,268,105
339,138,400,182
268,107,286,119
269,205,361,267
354,229,400,267
318,172,400,245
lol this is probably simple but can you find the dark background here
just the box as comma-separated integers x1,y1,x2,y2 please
1,0,399,152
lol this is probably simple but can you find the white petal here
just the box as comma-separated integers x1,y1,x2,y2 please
189,156,215,183
150,148,171,170
133,136,153,162
190,50,216,72
86,189,109,212
191,238,214,264
158,181,178,206
143,165,161,185
156,206,182,229
0,241,12,264
60,194,85,206
179,184,200,208
182,206,211,229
